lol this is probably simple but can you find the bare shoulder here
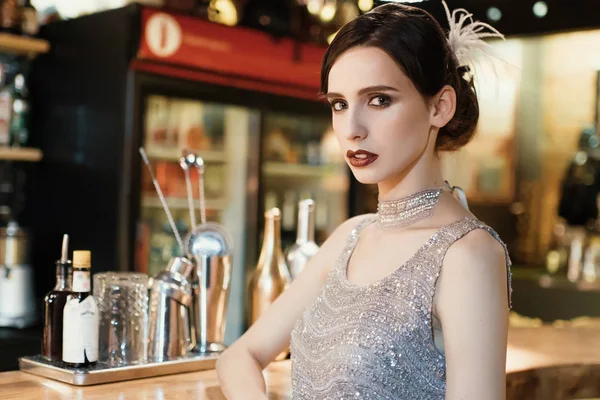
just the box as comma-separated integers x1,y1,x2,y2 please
445,227,507,271
435,226,509,317
436,227,510,399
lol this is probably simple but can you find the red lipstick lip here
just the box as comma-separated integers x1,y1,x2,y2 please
346,149,378,168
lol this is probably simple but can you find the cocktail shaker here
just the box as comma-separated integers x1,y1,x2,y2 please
186,222,233,354
148,256,195,361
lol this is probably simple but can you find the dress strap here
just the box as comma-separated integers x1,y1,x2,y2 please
347,214,377,243
431,218,513,309
333,214,376,273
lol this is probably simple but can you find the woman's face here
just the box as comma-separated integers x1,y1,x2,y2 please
326,46,435,186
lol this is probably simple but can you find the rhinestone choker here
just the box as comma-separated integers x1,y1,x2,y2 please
376,186,446,229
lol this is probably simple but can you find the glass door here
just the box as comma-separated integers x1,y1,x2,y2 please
136,94,255,280
260,111,350,249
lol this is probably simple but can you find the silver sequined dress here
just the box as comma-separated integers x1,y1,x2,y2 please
290,215,512,399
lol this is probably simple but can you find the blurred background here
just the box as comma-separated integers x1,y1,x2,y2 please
0,0,599,371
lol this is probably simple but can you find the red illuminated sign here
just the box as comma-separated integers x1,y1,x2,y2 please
137,8,325,96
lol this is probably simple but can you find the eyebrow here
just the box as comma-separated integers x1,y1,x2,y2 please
324,85,400,100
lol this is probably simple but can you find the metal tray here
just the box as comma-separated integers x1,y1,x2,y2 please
19,353,219,386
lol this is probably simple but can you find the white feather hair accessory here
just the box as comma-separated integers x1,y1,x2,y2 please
442,0,505,78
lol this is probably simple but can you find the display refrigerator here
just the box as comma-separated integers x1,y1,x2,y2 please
26,4,351,342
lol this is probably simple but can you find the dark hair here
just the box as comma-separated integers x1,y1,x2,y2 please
321,3,479,152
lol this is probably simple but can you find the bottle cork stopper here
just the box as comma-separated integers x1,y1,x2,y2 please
265,207,281,220
73,250,91,269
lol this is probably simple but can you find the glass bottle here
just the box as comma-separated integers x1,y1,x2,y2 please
10,73,28,147
0,0,19,34
62,250,99,367
285,199,320,279
248,208,291,324
248,208,291,360
42,235,72,362
20,0,38,37
0,65,12,147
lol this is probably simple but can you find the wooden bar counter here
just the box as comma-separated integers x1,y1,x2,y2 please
1,326,600,400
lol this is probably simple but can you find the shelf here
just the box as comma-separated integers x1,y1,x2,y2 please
144,147,226,163
142,196,226,211
262,162,343,178
0,33,49,56
0,147,42,161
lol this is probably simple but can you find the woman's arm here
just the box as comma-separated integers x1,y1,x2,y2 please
435,229,509,400
216,215,370,400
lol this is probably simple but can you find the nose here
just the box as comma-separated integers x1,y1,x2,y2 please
343,107,368,142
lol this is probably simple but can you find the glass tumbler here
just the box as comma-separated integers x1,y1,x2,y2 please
93,272,149,366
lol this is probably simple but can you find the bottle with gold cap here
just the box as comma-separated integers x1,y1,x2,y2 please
62,250,98,367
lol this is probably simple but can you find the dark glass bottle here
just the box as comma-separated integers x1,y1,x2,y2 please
42,234,72,362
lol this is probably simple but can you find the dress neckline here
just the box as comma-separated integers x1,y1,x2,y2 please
340,216,474,290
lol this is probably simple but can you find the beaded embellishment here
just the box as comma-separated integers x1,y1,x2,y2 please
376,187,443,229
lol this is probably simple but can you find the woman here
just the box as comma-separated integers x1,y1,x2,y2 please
217,2,511,399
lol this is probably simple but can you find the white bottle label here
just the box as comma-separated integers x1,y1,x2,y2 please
62,295,99,364
72,271,90,292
